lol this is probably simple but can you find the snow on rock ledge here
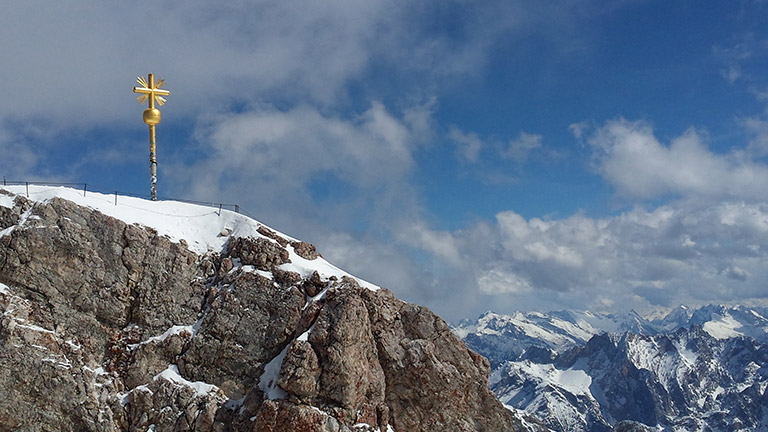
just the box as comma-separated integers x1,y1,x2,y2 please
0,185,379,290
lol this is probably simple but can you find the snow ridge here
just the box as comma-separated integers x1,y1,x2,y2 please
0,185,379,291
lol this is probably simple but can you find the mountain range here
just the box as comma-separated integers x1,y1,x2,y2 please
456,305,768,431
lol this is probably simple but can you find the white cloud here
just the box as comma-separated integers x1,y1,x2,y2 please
455,199,768,313
478,267,532,295
587,118,768,201
316,231,425,298
396,222,462,265
743,117,768,156
713,36,757,85
504,132,542,161
0,1,540,129
168,101,428,243
448,128,543,164
0,1,392,122
449,127,484,163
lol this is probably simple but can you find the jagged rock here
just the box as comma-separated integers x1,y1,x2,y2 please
178,270,305,398
292,240,320,260
301,270,326,297
125,368,227,431
226,236,290,270
253,400,345,432
308,280,387,423
0,196,205,351
361,288,516,431
256,225,290,247
0,191,520,432
613,420,656,432
277,340,321,402
0,290,119,432
273,267,302,287
0,191,30,230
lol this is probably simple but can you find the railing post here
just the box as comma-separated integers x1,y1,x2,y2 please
83,184,87,197
235,204,239,213
26,182,29,197
115,191,118,206
218,204,222,216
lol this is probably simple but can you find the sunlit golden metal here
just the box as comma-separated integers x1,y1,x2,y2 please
133,73,170,112
133,73,170,201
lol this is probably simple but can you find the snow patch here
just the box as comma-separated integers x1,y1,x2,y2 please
156,365,219,396
0,193,14,209
15,322,56,334
129,324,197,349
702,315,744,340
0,282,9,295
42,353,71,369
678,346,698,367
258,344,290,400
297,325,313,342
280,244,380,291
516,361,593,397
65,339,81,351
239,266,274,280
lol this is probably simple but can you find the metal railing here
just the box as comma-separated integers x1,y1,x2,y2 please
1,178,241,215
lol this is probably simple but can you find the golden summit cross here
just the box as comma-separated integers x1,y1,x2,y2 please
133,73,170,201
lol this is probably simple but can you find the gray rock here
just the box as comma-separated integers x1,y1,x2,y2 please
613,420,656,432
0,192,521,431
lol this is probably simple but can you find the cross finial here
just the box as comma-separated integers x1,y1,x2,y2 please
133,73,170,111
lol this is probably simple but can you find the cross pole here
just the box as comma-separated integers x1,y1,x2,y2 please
133,73,170,201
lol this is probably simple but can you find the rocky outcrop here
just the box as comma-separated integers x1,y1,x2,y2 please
612,421,656,432
0,190,521,431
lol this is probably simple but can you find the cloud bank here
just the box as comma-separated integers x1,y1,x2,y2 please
3,1,768,322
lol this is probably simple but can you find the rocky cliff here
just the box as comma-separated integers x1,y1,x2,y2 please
0,187,526,432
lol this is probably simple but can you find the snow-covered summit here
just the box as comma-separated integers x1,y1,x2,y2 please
0,184,379,291
1,184,523,431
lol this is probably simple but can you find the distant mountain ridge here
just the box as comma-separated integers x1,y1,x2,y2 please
454,308,666,367
456,305,768,431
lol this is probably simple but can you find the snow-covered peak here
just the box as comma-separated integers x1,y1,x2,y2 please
455,309,661,347
454,310,598,346
687,305,768,342
0,185,380,291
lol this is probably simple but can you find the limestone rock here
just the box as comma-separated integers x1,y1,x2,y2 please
277,340,320,401
178,270,304,397
613,420,657,432
292,241,320,260
226,236,289,270
0,191,520,431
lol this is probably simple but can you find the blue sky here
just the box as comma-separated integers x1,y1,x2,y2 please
3,1,768,321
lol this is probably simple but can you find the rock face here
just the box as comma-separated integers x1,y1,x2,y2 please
0,190,522,432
